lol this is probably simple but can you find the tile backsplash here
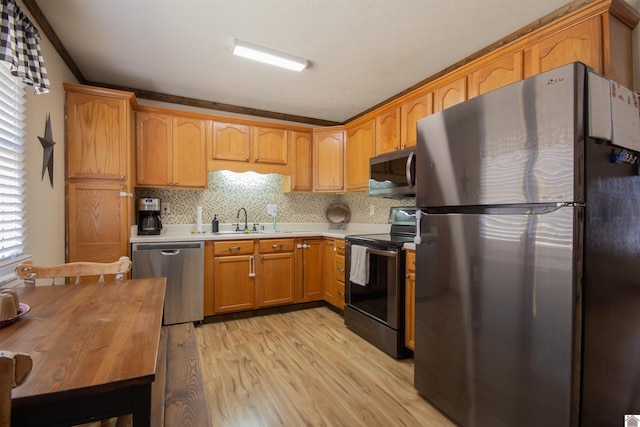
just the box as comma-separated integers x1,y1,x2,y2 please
136,171,413,226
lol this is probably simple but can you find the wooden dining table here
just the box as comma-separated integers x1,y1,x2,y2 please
0,277,166,427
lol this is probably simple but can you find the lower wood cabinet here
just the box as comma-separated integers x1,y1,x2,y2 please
213,240,256,314
210,238,296,314
296,238,324,302
203,236,346,316
405,250,416,351
257,239,295,307
323,238,345,309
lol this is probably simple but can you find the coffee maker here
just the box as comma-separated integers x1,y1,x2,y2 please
137,198,162,235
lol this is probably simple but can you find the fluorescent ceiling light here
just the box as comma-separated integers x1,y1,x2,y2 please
233,39,308,72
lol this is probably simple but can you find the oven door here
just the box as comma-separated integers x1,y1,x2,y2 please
345,242,403,330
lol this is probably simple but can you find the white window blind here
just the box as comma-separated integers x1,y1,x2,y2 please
0,60,28,287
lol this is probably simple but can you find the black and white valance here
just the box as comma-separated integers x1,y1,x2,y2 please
0,0,49,94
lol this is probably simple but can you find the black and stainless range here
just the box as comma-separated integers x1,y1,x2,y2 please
344,206,415,359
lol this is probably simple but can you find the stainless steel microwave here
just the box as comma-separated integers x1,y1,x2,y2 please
369,147,416,198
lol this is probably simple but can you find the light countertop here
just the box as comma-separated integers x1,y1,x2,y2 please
130,222,391,243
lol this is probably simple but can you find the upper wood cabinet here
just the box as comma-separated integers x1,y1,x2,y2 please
400,92,433,149
136,110,207,188
66,89,133,181
524,17,602,79
468,52,524,98
209,121,291,174
374,107,401,155
211,121,251,162
283,130,313,192
313,128,345,192
253,126,288,165
434,76,467,112
345,119,374,192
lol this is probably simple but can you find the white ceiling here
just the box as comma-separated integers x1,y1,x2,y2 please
35,0,581,124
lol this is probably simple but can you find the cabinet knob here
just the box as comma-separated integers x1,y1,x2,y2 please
272,244,283,250
255,157,258,161
393,145,398,149
337,267,345,272
228,246,240,252
245,156,250,161
167,181,172,185
173,181,178,185
120,175,126,180
406,274,410,278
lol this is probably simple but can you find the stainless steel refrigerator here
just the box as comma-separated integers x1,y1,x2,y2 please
414,62,640,427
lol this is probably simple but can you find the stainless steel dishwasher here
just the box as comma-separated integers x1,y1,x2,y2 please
131,241,204,325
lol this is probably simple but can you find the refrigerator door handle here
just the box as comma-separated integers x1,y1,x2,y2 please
414,209,423,244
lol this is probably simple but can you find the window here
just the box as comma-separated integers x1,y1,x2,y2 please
0,60,27,287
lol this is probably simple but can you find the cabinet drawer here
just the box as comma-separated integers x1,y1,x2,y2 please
406,250,416,272
214,240,254,256
258,238,295,253
334,239,346,255
335,254,345,282
336,281,345,299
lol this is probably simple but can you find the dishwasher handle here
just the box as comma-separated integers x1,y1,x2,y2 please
161,249,180,256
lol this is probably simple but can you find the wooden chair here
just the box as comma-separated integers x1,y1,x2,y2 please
0,351,32,427
15,257,132,285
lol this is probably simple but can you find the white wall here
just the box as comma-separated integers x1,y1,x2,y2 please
20,0,77,265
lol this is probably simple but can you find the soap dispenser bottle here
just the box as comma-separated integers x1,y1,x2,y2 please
212,215,219,233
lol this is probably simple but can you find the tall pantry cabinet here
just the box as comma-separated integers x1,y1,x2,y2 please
64,83,137,264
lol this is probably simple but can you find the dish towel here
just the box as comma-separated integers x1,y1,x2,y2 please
350,245,369,286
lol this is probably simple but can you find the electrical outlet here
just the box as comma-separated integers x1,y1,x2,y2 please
267,204,277,215
369,205,375,216
162,202,171,215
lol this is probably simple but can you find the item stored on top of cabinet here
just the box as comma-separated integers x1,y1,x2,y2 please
325,203,350,227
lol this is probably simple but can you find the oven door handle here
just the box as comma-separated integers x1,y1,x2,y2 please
366,248,397,257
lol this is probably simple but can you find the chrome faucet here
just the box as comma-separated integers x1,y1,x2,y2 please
236,207,248,231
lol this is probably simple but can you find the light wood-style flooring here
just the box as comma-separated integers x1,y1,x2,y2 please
195,306,455,427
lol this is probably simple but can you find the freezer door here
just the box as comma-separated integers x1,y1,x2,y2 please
416,62,586,208
414,206,582,427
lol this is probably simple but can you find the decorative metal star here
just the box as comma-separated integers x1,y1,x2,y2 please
38,113,55,187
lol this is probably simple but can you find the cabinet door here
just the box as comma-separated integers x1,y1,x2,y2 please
405,250,416,350
400,93,433,149
204,241,215,317
253,126,288,165
136,112,172,186
172,116,207,188
434,76,467,112
258,252,295,307
524,17,602,78
67,181,130,263
335,253,345,311
375,107,401,155
296,239,324,302
214,255,255,313
345,119,375,191
323,239,336,304
468,52,523,98
66,92,129,180
313,129,344,191
289,131,313,191
211,122,251,162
